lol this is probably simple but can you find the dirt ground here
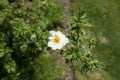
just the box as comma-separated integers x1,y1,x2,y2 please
57,0,77,80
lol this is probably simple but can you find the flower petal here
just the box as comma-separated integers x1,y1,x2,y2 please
48,30,69,50
49,36,53,40
48,41,54,47
49,30,56,36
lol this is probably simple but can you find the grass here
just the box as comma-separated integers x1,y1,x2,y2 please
71,0,120,80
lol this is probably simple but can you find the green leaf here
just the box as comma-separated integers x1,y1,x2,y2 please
66,54,73,60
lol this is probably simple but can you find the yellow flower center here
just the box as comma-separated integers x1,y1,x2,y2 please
53,35,60,43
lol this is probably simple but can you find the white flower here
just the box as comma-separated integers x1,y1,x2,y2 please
48,30,69,50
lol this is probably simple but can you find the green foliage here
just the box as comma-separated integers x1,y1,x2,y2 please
0,0,63,80
0,0,98,80
65,11,98,72
71,11,91,27
33,53,64,80
71,0,120,80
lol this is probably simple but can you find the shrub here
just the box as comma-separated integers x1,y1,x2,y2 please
0,0,63,80
0,0,98,80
